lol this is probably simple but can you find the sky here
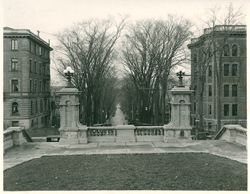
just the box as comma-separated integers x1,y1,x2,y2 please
2,0,249,83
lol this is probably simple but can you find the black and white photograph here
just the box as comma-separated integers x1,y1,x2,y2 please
2,0,248,191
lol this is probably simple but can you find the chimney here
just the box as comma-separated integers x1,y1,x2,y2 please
37,30,40,37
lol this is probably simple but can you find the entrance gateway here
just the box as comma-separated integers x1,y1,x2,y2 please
57,67,193,144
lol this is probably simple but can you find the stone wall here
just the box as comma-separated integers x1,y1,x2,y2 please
4,127,27,153
216,125,247,147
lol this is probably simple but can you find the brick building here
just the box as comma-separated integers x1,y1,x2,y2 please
3,27,53,129
188,25,246,133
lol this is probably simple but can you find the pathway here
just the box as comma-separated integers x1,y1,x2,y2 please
111,104,128,126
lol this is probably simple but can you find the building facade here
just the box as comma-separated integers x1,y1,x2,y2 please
3,27,53,129
188,25,246,133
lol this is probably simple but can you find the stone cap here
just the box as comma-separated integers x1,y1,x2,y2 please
4,127,24,135
57,87,79,95
116,125,136,130
224,125,247,133
171,86,193,95
163,123,192,130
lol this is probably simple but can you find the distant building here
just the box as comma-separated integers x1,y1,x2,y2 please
3,27,53,129
188,25,246,133
50,85,64,127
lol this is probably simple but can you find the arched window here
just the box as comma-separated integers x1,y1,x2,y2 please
223,44,229,56
232,44,238,56
12,102,19,115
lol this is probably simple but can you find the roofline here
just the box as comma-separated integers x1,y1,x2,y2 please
3,27,53,51
187,25,246,49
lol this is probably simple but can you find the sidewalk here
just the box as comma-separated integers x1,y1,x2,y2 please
4,140,247,170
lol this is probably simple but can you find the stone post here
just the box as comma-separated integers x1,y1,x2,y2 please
57,87,87,144
116,125,136,143
163,86,193,142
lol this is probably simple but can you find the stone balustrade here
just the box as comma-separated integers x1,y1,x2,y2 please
58,81,193,144
87,127,116,142
84,125,178,143
135,126,164,142
4,127,27,153
215,125,247,147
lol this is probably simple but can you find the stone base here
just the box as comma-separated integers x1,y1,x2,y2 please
163,124,192,142
59,126,88,144
116,125,136,143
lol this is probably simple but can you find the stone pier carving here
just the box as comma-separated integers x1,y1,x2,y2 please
58,87,87,144
163,86,193,142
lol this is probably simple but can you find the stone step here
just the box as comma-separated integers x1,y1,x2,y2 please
32,137,46,142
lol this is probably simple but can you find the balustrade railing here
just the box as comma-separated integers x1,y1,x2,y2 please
135,126,164,136
87,127,116,142
87,127,116,137
134,126,164,142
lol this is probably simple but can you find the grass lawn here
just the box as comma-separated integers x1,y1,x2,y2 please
4,153,247,190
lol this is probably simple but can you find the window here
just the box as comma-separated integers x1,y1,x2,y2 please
39,46,42,56
29,60,32,72
34,80,37,93
208,122,212,130
232,84,237,97
180,130,184,137
224,104,229,116
34,61,36,73
11,58,18,71
208,104,212,115
43,81,46,92
43,64,45,74
208,65,212,77
35,100,38,113
48,99,50,111
11,39,18,50
208,85,212,96
232,44,238,56
39,81,42,92
40,100,43,112
39,63,42,74
232,64,237,76
12,102,19,115
224,85,229,97
30,80,32,92
232,104,238,116
44,99,47,111
224,64,229,76
29,40,32,52
11,80,19,92
31,101,33,114
12,121,19,127
37,63,39,74
223,44,229,56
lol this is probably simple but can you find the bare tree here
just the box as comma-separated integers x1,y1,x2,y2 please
55,19,125,125
122,17,192,124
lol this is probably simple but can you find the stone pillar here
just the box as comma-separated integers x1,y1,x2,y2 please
57,87,87,144
163,86,193,142
12,127,26,146
116,125,136,143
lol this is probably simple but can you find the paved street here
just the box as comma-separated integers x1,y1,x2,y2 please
4,140,247,170
111,104,128,126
